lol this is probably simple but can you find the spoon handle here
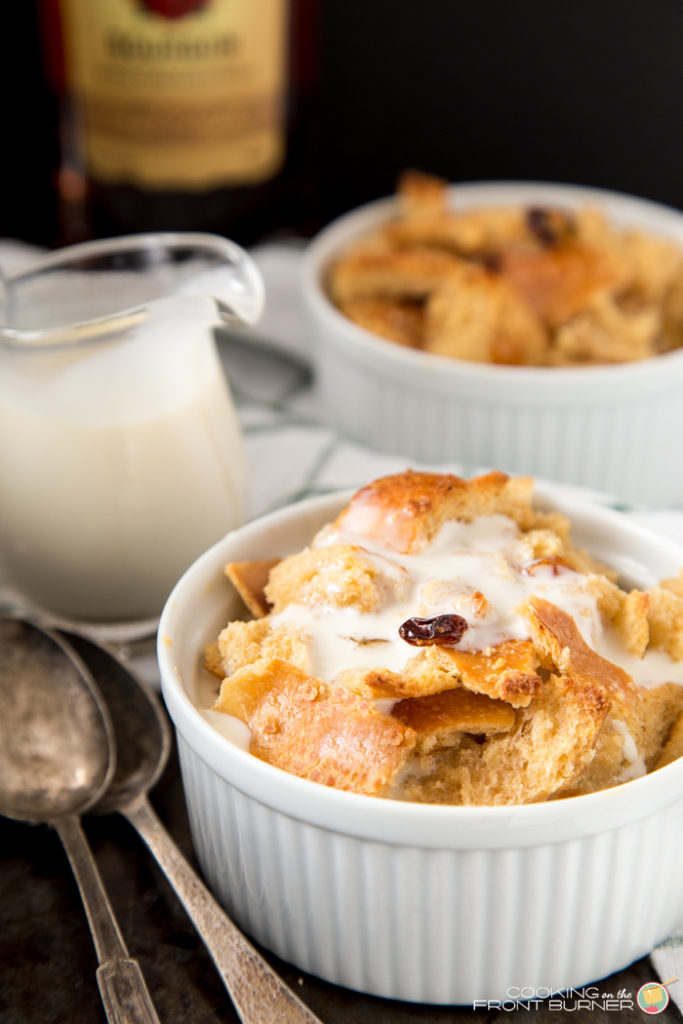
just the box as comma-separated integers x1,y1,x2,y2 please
125,797,324,1024
55,815,162,1024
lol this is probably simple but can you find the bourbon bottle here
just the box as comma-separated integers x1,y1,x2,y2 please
38,0,291,244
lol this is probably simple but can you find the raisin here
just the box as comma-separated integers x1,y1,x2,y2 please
481,251,503,273
398,613,468,647
526,206,574,248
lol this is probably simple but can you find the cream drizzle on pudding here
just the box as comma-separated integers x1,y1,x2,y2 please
270,513,683,690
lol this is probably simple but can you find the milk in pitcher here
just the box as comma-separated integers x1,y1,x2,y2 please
0,294,245,622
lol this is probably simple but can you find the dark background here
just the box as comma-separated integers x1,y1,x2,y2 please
3,0,683,247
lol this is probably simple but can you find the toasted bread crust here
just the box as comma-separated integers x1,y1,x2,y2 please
333,469,534,554
329,245,458,305
392,688,516,746
521,596,639,712
225,559,280,618
339,297,424,348
326,171,683,367
424,261,548,365
217,658,416,795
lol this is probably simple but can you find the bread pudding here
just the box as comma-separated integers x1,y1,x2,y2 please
204,471,683,804
328,172,683,366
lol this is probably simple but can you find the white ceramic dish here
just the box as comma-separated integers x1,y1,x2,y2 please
301,182,683,507
158,480,683,1005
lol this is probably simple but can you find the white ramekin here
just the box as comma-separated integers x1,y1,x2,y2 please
301,182,683,507
158,481,683,1005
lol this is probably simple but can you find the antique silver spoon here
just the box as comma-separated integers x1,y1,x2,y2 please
0,616,161,1024
63,630,324,1024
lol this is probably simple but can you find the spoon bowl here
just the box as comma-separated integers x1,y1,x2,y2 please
62,631,171,815
0,616,161,1024
0,618,113,821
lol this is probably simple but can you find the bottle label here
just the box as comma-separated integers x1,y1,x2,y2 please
58,0,288,190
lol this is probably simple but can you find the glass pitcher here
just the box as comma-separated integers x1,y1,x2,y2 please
0,233,263,637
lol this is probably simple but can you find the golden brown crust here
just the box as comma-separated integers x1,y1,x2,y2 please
333,469,534,554
334,640,542,708
329,245,459,305
437,642,543,706
520,596,639,712
326,172,683,367
397,169,449,219
424,261,548,365
264,544,401,614
387,205,526,256
225,559,280,618
217,658,416,795
500,241,623,327
392,688,516,748
338,297,424,348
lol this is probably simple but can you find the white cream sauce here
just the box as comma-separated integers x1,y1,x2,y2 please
0,294,246,621
200,709,252,751
270,514,683,691
611,719,648,781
